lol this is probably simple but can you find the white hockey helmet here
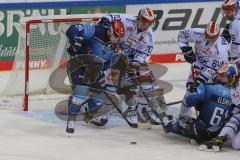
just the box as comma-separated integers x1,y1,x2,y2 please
222,0,240,19
138,7,155,22
205,21,220,41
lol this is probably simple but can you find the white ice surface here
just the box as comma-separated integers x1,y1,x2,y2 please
0,63,239,160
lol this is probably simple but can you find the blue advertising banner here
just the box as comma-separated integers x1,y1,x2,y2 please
0,0,222,9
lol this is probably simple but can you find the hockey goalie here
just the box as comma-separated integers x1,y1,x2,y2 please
100,7,170,128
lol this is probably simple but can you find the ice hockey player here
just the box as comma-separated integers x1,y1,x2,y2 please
221,0,240,60
99,8,165,128
162,70,234,144
64,19,125,133
177,21,229,117
199,60,240,152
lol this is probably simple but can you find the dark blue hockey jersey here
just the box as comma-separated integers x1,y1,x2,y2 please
185,83,233,132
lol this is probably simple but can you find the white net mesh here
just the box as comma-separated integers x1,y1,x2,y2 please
0,14,102,110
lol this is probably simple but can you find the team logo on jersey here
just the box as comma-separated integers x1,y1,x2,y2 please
74,24,83,31
127,34,138,46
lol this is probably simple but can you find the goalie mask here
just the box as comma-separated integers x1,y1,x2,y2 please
216,62,239,88
205,21,220,43
222,0,240,20
137,7,155,31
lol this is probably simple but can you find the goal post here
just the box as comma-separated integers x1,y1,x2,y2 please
1,14,103,111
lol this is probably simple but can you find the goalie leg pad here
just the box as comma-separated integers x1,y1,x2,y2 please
136,101,149,122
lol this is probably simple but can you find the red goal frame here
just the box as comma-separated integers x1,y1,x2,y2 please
23,16,101,111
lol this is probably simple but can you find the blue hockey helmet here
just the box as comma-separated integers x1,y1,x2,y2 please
217,61,239,87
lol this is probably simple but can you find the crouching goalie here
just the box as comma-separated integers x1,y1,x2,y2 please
64,19,125,133
99,8,168,128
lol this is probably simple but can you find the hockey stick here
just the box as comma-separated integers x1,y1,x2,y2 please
137,88,182,107
166,100,182,106
71,87,138,128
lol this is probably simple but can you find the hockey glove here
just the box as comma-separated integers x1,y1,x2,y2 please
127,61,140,75
178,116,195,130
187,81,199,93
98,17,111,29
198,134,229,152
187,82,198,93
221,23,231,43
187,77,205,93
180,46,196,64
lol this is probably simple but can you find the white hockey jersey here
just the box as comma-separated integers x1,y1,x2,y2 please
231,58,240,110
103,14,154,64
231,85,240,112
178,28,229,81
229,14,240,59
217,84,240,149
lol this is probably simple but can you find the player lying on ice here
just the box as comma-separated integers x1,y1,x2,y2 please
177,20,229,117
162,63,235,146
99,7,170,128
198,60,240,152
64,19,125,133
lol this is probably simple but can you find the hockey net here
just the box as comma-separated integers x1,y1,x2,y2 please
0,14,103,111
